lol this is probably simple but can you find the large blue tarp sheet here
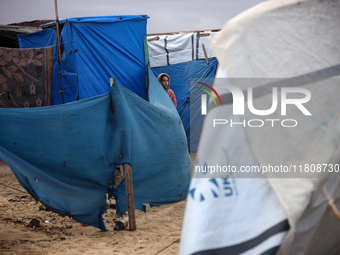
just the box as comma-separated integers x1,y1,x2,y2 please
0,69,191,230
151,59,218,151
18,15,149,104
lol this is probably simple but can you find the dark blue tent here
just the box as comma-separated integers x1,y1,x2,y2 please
18,15,149,104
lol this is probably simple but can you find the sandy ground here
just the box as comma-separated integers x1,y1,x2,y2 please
0,155,196,255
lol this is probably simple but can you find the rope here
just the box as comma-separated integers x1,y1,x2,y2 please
153,239,180,255
0,181,27,194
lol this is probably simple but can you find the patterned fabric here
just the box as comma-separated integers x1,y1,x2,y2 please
0,46,53,108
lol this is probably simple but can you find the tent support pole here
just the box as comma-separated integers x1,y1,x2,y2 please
54,0,62,63
143,36,150,98
120,164,137,230
323,187,340,221
202,43,209,65
54,0,64,103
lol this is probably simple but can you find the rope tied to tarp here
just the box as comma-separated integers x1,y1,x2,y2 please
0,181,27,194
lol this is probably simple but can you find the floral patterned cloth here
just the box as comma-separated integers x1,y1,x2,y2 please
0,46,53,108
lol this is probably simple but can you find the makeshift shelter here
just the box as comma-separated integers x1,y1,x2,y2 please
0,15,191,231
180,0,340,254
18,15,149,105
147,31,219,151
16,18,219,151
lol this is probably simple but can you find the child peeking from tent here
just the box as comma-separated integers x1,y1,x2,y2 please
157,73,177,108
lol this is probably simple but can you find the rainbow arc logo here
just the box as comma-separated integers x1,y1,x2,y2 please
199,82,222,115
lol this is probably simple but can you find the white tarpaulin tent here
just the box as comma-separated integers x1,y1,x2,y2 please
180,0,340,254
147,31,218,67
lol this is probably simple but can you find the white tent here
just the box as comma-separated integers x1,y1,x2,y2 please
147,31,218,67
180,0,340,254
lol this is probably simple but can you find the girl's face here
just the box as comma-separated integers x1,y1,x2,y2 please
161,76,169,90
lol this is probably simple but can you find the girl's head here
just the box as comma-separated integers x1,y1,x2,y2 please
157,73,170,91
160,75,169,90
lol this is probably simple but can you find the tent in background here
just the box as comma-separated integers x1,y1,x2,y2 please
180,0,340,254
147,32,219,151
18,15,149,104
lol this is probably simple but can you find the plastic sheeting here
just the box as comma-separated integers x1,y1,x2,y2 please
0,69,191,231
18,15,149,104
147,32,218,68
180,0,340,254
151,59,218,151
18,28,56,49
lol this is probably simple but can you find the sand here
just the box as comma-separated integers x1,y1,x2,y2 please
0,157,193,255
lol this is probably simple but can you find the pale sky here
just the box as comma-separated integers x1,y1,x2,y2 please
0,0,266,34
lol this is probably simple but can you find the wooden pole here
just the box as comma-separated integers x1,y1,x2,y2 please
143,36,150,93
120,164,137,230
202,43,209,65
323,187,340,221
54,0,64,102
54,0,62,63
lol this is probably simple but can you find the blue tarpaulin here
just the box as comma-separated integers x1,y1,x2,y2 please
152,59,218,151
18,28,56,49
18,15,149,104
0,68,191,230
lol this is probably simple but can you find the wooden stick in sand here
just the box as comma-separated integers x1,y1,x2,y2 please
120,164,137,230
